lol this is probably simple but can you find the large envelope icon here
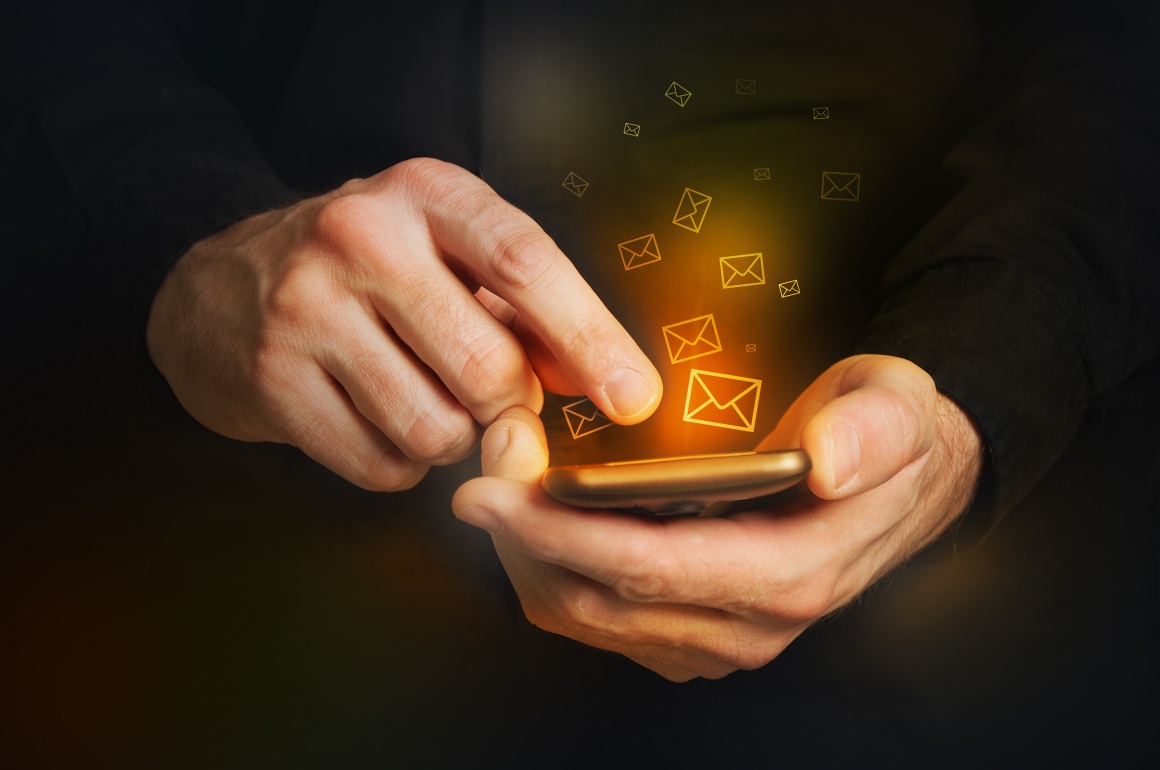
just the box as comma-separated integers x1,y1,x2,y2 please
623,122,641,137
735,79,756,95
812,106,830,120
683,370,762,433
618,233,662,270
720,252,765,289
662,314,722,364
753,167,771,181
665,81,692,107
778,279,800,298
821,171,860,201
563,398,613,439
562,171,589,197
672,187,712,233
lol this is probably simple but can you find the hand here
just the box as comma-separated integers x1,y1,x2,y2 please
146,158,661,490
452,355,983,681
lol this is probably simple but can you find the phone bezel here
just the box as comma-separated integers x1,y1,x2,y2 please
541,449,811,514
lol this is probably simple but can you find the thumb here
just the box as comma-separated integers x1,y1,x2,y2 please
798,355,938,499
479,405,550,484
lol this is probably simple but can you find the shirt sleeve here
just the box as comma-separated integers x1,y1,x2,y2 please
3,1,300,404
857,2,1160,543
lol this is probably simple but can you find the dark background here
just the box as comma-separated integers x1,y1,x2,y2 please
3,1,1158,767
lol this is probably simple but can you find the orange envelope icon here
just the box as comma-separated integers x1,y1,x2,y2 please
778,279,800,298
665,81,692,107
672,187,712,233
562,171,589,197
563,398,613,439
662,314,722,364
812,106,830,120
618,233,662,270
821,171,860,201
735,79,756,95
683,370,762,433
623,122,641,137
753,167,771,181
720,252,765,289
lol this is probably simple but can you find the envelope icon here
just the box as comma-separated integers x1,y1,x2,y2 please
665,81,692,107
821,171,860,201
745,343,757,353
672,187,712,233
778,279,800,298
563,398,613,439
683,370,762,433
662,314,722,364
735,79,756,95
623,122,641,137
562,171,589,197
618,233,662,270
812,106,830,120
720,252,765,289
753,167,771,181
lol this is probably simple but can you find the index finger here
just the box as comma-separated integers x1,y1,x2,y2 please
452,477,818,616
421,166,662,423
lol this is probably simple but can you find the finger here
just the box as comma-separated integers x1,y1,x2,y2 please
266,365,428,491
476,287,581,396
759,355,937,499
319,310,481,465
357,221,546,425
799,356,937,499
493,542,775,680
310,189,544,426
453,477,825,618
413,160,662,423
480,405,549,483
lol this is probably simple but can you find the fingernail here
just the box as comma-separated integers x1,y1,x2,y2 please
480,425,511,475
453,503,503,534
602,367,657,420
830,421,862,491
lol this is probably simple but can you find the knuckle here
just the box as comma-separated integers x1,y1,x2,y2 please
311,193,377,252
610,544,684,603
524,579,600,637
487,226,556,291
456,334,529,412
402,406,476,463
356,451,429,492
770,580,836,626
383,157,460,203
557,316,606,366
727,642,783,672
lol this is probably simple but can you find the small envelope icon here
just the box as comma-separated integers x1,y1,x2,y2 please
812,106,830,120
745,343,757,353
683,369,762,433
778,279,800,298
563,398,613,439
753,167,771,181
735,79,756,95
720,252,765,289
618,233,662,270
662,314,722,364
562,171,589,197
672,187,712,233
623,122,641,137
821,171,860,201
665,81,692,107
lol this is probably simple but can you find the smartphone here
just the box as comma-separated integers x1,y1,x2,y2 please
541,449,811,516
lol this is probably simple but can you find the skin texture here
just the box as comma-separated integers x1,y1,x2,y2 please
452,354,984,681
146,158,662,491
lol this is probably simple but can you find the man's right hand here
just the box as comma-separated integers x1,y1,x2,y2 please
146,158,662,490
